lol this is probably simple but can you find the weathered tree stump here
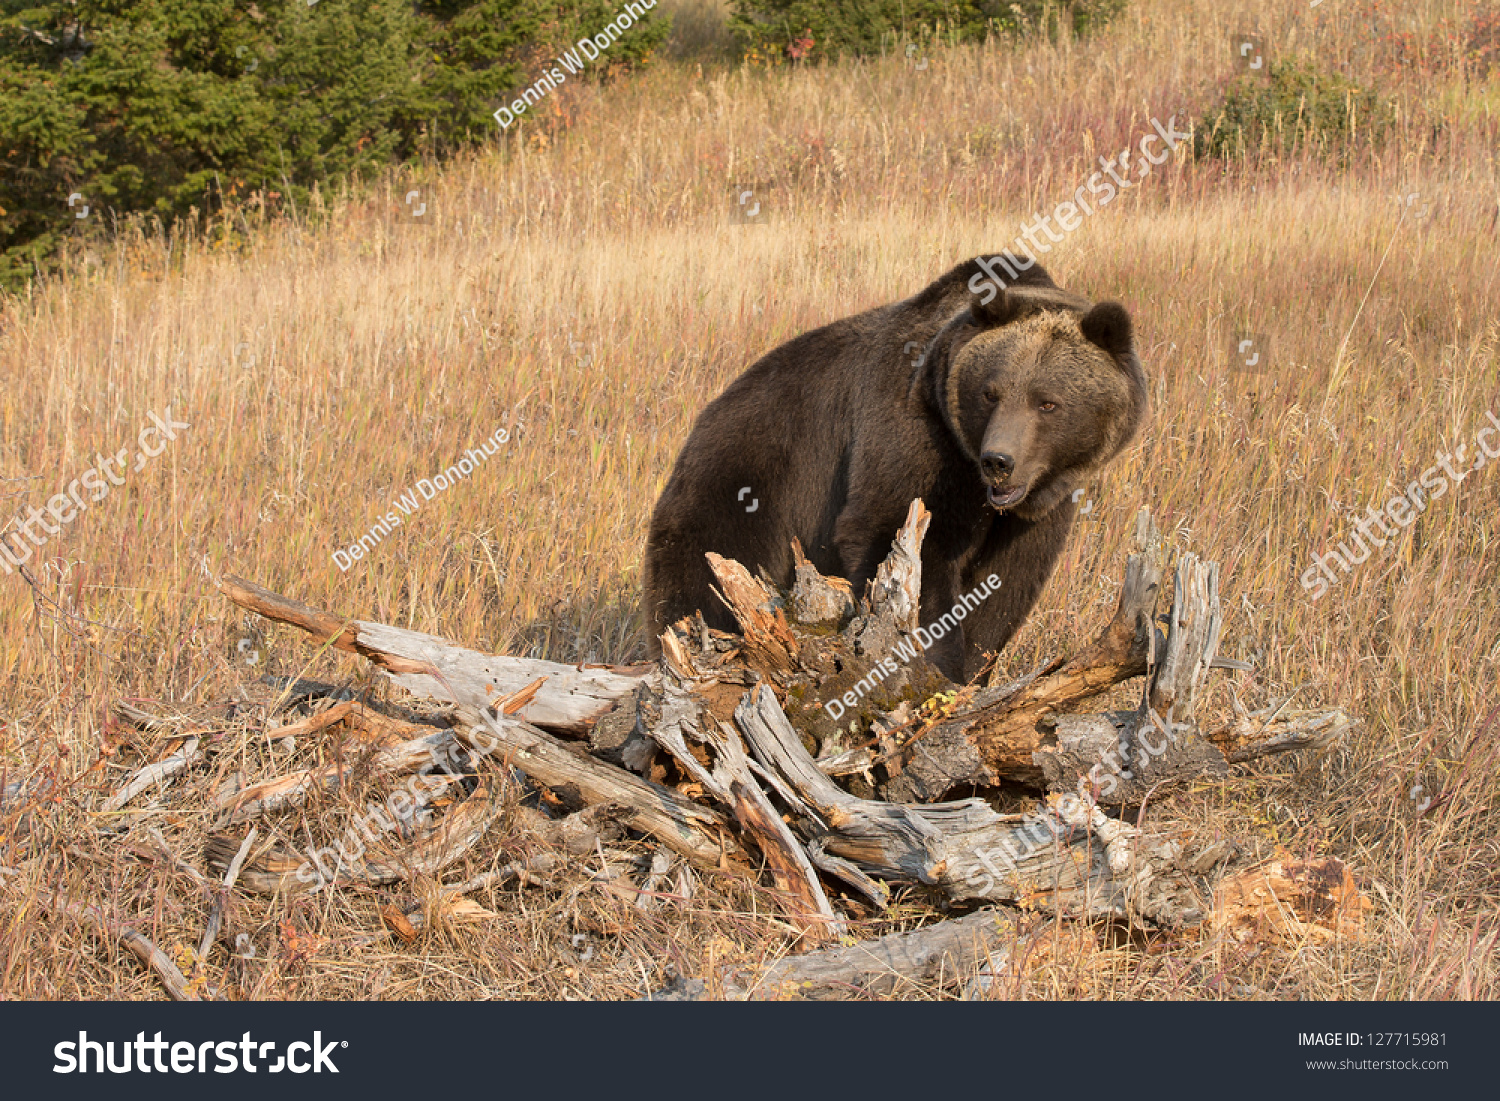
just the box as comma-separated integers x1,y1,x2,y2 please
216,500,1352,936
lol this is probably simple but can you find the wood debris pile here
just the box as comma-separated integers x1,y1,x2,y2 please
17,503,1369,999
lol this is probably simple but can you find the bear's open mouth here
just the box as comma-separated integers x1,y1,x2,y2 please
987,484,1027,510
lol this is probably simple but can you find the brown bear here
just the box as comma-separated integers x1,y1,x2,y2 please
642,255,1148,681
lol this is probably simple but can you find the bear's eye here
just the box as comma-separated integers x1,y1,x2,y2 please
983,386,1000,403
1039,401,1057,413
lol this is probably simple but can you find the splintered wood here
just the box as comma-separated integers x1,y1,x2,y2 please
109,495,1364,1000
1210,858,1372,945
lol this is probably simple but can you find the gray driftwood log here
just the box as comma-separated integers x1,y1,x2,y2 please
219,576,654,734
646,907,1021,1000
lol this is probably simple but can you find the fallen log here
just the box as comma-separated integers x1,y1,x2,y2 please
645,907,1020,1000
216,498,1352,928
876,507,1166,800
220,575,654,734
665,504,1346,805
217,586,742,882
450,705,739,873
732,683,1218,924
647,681,842,941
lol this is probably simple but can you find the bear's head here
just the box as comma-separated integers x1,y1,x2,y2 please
914,282,1147,521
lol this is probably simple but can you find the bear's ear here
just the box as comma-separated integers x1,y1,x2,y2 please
1080,301,1134,358
970,287,1018,329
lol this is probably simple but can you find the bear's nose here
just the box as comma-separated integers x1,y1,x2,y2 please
981,451,1014,482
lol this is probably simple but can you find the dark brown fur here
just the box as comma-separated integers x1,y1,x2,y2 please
642,256,1148,679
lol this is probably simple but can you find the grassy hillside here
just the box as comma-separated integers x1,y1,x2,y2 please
1,0,1498,999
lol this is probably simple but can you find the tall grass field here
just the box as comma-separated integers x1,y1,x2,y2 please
1,0,1498,1000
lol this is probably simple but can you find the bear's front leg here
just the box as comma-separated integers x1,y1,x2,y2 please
832,497,911,596
959,503,1077,678
914,561,968,682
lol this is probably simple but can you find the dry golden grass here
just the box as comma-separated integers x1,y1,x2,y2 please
1,0,1498,999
